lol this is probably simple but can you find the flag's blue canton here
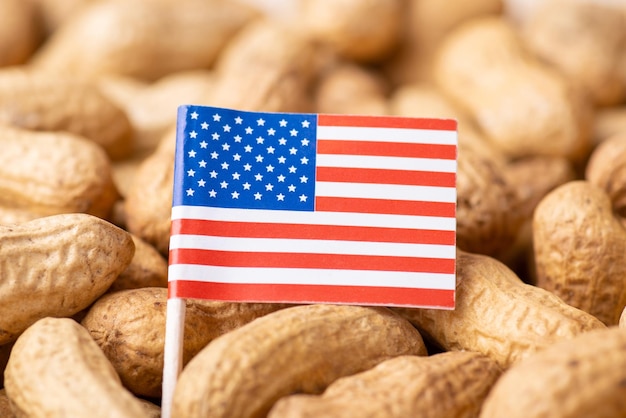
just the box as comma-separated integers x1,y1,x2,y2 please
178,106,317,211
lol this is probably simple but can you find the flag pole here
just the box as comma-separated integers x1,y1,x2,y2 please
161,297,186,418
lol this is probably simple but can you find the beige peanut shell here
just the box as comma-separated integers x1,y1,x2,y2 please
0,0,40,67
4,317,151,418
394,250,606,368
0,67,133,160
0,126,119,220
480,326,626,418
172,304,428,418
586,133,626,217
533,180,626,326
0,389,14,418
109,234,168,292
269,351,502,418
0,213,134,344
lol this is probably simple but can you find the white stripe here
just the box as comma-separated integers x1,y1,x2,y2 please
170,235,456,259
317,154,457,173
168,264,456,290
171,206,456,231
317,126,457,145
316,182,456,203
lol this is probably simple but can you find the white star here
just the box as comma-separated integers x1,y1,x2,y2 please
277,174,286,182
279,119,288,127
190,111,199,119
300,157,309,165
201,122,209,130
188,150,196,158
222,143,230,151
256,136,264,144
299,194,307,202
288,165,297,173
288,184,296,192
254,192,262,200
257,118,265,126
232,172,241,180
243,163,252,171
277,193,285,201
245,127,253,134
187,169,195,177
223,124,231,132
301,138,310,146
186,188,194,196
221,162,229,170
212,132,220,140
301,120,310,128
243,182,251,190
199,160,207,168
300,175,308,183
233,153,241,161
244,145,253,152
213,114,221,121
267,128,276,136
198,179,206,187
199,141,208,149
278,138,287,145
234,135,242,142
220,181,228,188
209,170,218,178
266,165,275,172
255,173,263,181
265,183,274,191
231,191,240,199
189,131,198,139
235,116,243,124
209,189,217,197
289,147,297,155
210,151,219,159
266,146,275,154
255,155,264,162
290,129,298,136
277,156,286,164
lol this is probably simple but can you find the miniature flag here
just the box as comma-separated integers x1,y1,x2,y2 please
169,105,457,308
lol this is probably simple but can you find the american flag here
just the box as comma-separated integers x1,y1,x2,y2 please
169,105,457,308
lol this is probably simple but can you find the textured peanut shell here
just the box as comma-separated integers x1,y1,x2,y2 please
0,389,14,417
521,0,626,106
0,68,133,160
533,181,626,326
0,127,119,220
270,351,502,418
586,133,626,217
4,317,150,418
298,0,403,63
394,250,606,368
31,0,259,81
434,17,591,161
82,287,289,398
0,0,40,66
480,326,626,418
172,304,428,418
0,213,134,344
109,234,168,292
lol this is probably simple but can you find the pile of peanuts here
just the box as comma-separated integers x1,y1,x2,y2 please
2,0,626,416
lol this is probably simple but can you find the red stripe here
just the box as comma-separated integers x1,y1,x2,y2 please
169,248,456,274
318,114,457,131
169,280,455,308
315,196,456,217
171,219,456,245
316,166,456,187
317,140,456,160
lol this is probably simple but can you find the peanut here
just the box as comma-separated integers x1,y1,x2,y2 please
0,213,134,344
172,304,428,418
533,180,626,326
393,250,606,368
0,389,14,418
586,133,626,217
0,126,119,222
269,351,502,418
4,317,152,418
81,287,288,398
0,0,41,67
110,235,168,292
434,16,592,161
0,67,133,160
31,0,260,81
480,326,626,418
